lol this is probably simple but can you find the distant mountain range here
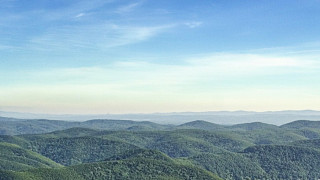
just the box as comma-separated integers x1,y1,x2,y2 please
1,110,320,125
1,116,320,136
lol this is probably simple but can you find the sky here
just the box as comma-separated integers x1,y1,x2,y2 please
1,0,320,114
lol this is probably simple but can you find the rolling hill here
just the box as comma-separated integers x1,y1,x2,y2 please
0,150,222,180
1,118,320,179
0,142,62,171
243,145,320,179
26,136,141,166
0,118,170,135
280,120,320,129
177,120,225,130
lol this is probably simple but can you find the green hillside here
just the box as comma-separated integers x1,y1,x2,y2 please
229,122,278,131
100,130,252,157
290,138,320,149
177,120,224,130
27,136,141,166
281,120,320,129
292,128,320,139
0,142,62,171
243,145,320,179
2,119,320,179
0,150,222,180
226,128,307,145
0,135,30,149
0,120,79,135
189,152,267,180
0,118,170,135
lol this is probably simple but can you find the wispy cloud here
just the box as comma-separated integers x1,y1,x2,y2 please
75,13,85,18
116,2,141,14
184,21,203,28
2,50,320,114
0,0,198,52
37,0,115,21
29,23,175,51
187,53,319,71
10,51,319,88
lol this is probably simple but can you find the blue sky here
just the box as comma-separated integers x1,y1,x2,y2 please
1,0,320,114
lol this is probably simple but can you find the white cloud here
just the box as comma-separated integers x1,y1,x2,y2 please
184,21,203,28
14,52,319,92
75,13,85,18
107,24,175,47
186,53,319,75
2,51,320,114
116,2,141,14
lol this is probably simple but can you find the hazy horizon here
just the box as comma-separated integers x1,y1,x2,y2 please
2,109,320,125
1,0,320,114
2,109,320,116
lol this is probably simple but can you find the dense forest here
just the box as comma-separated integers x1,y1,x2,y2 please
1,117,320,179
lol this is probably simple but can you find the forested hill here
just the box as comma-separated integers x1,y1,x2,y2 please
280,120,320,129
0,150,221,180
0,118,171,135
1,118,320,179
1,116,320,135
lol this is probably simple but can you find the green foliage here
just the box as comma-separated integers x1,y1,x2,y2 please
105,149,173,162
229,122,278,131
0,119,170,135
177,120,225,130
0,151,221,180
0,120,78,135
227,128,307,145
0,142,62,171
281,120,320,129
2,119,320,179
49,128,100,138
101,130,252,158
190,152,267,180
27,136,140,166
291,128,320,139
0,135,30,149
290,138,320,150
243,145,320,179
81,119,170,130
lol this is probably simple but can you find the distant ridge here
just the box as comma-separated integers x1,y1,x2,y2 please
0,118,171,135
1,117,320,135
281,120,320,129
177,120,224,130
230,122,278,130
2,110,320,125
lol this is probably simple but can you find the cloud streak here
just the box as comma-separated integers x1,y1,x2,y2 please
116,2,141,14
184,21,203,28
5,51,319,87
29,23,175,51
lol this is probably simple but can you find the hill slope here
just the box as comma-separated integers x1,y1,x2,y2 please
26,136,141,166
243,145,320,179
229,122,278,131
0,118,170,135
0,150,222,180
177,120,224,130
0,142,62,171
189,152,267,180
281,120,320,129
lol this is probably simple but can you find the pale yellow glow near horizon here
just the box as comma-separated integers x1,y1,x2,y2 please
1,53,320,114
1,84,319,114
